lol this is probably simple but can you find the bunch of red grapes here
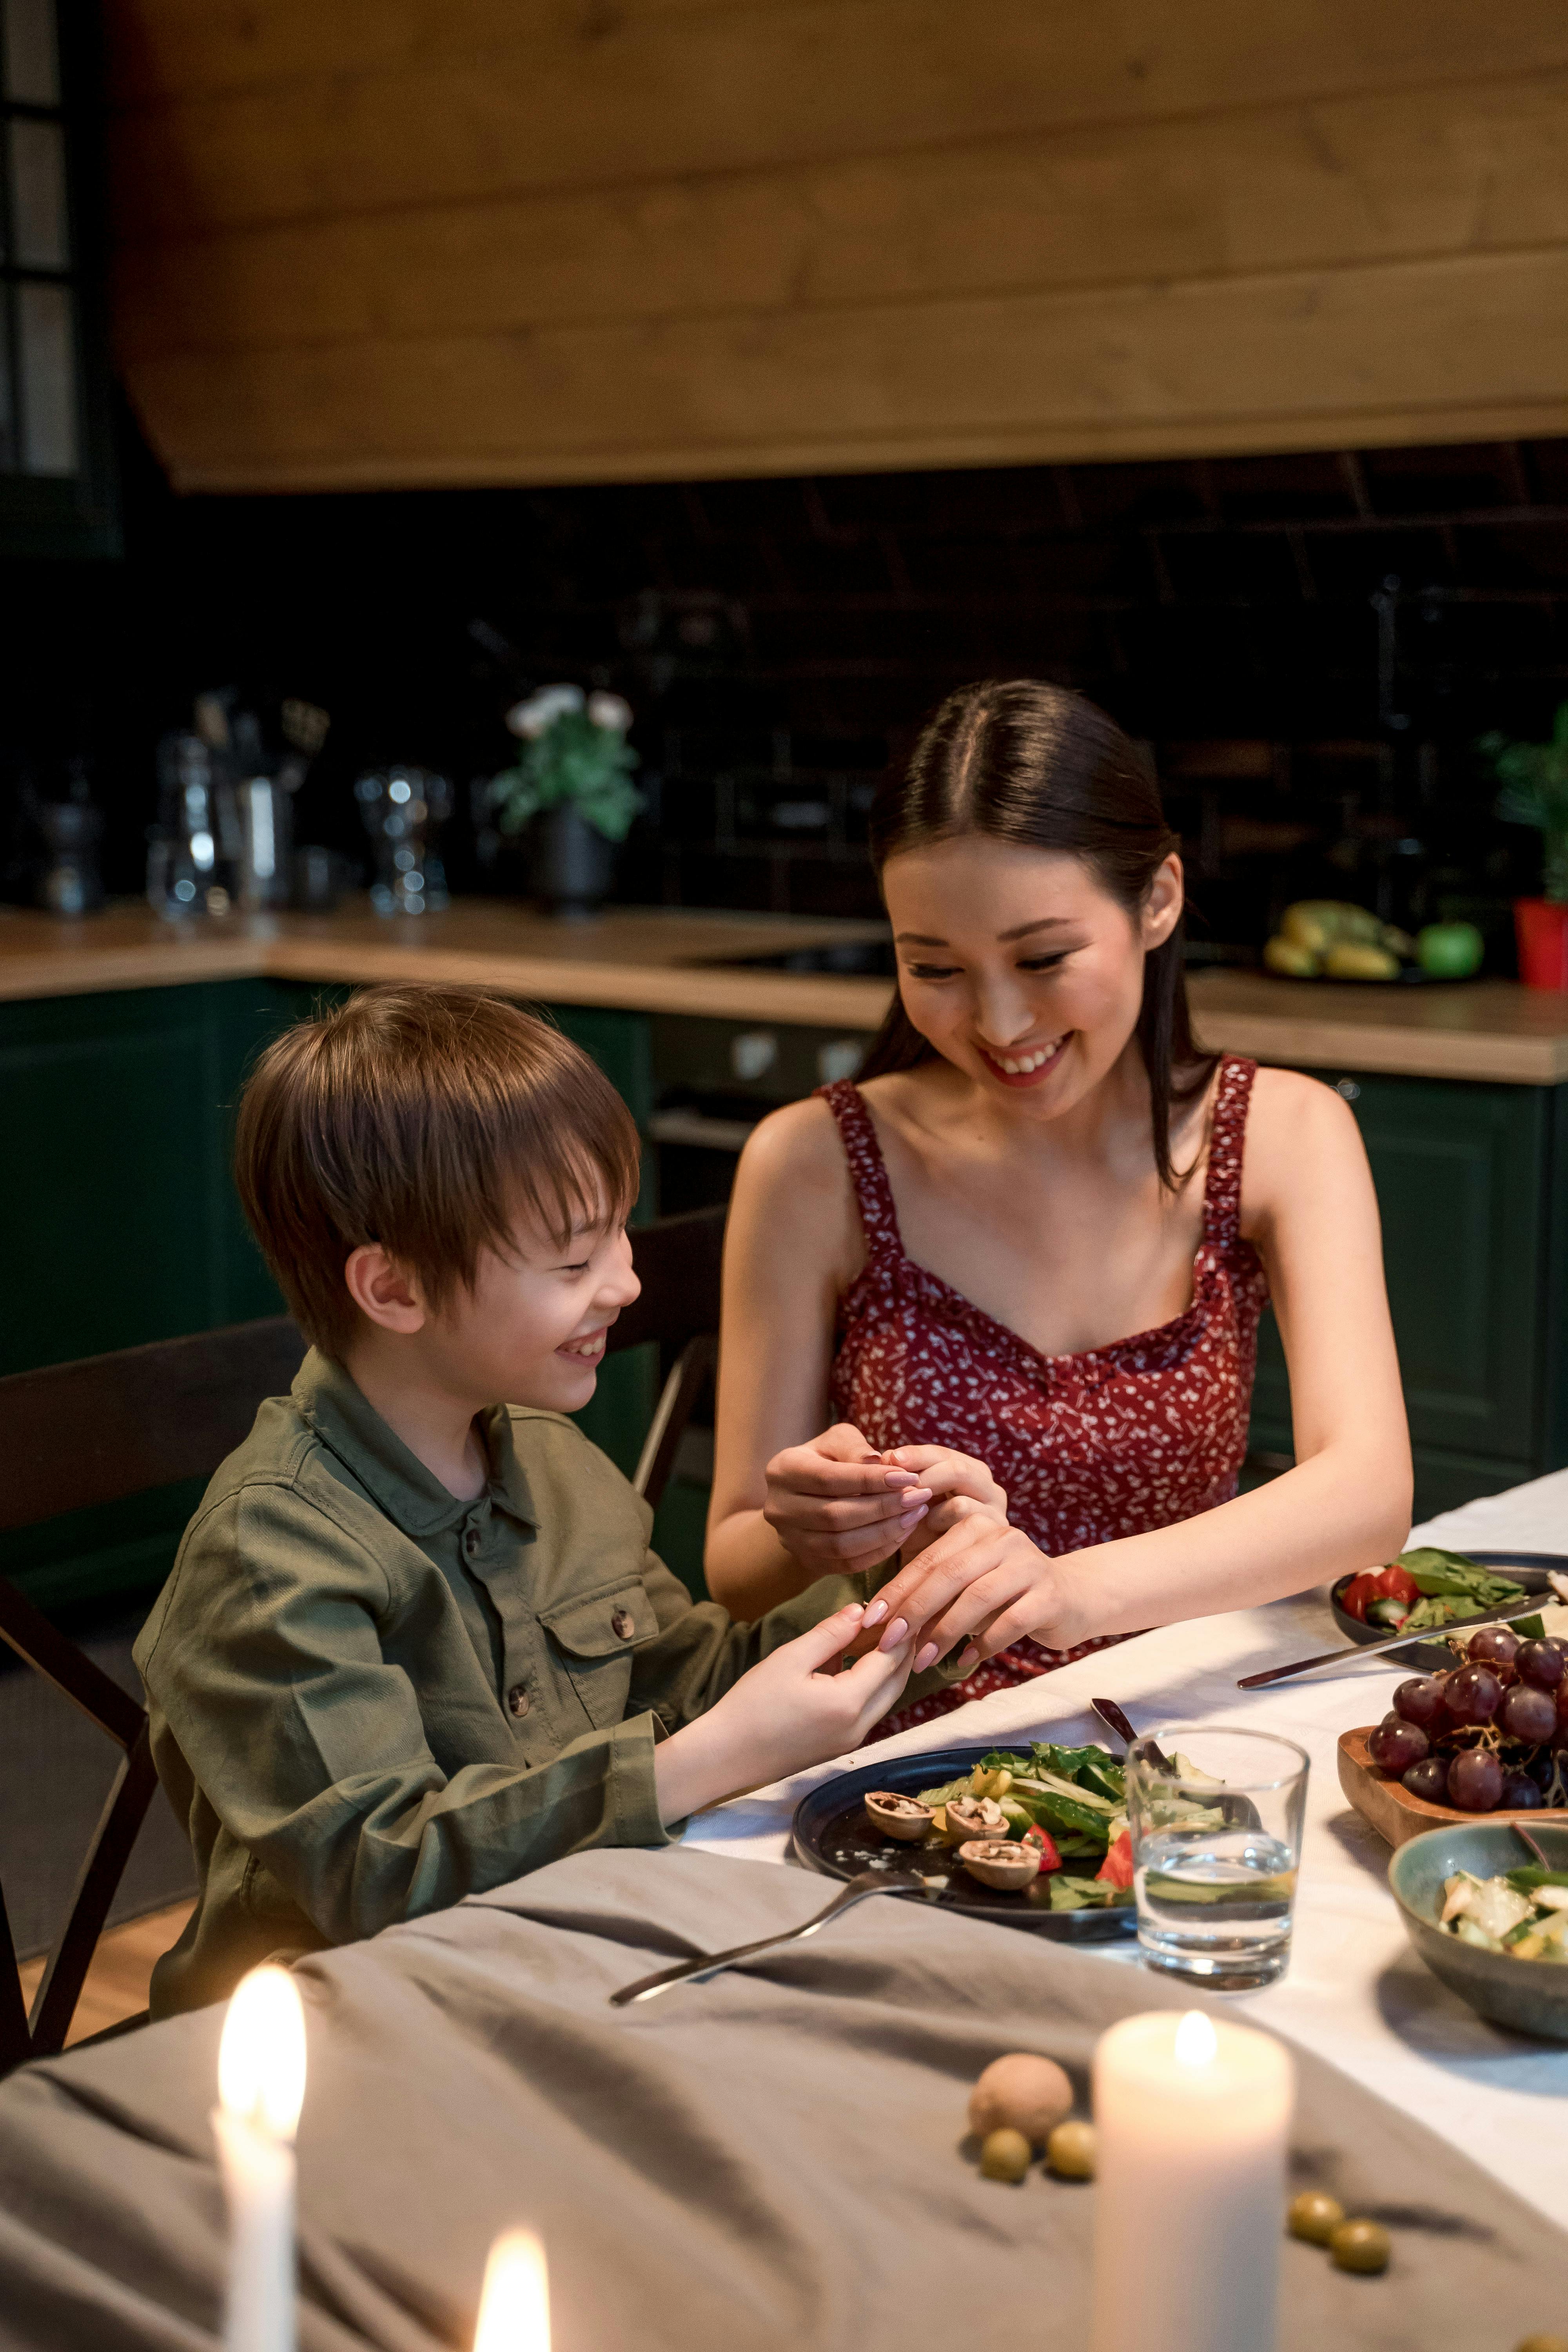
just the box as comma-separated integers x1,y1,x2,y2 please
1366,1629,1568,1811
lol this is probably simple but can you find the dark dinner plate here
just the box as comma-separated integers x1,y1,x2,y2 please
1328,1550,1568,1673
791,1744,1137,1943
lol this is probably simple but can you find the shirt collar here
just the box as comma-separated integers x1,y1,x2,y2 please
291,1350,537,1538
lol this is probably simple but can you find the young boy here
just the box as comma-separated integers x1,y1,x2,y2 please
134,985,954,2015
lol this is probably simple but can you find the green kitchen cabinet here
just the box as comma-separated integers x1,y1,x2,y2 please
1247,1068,1565,1523
0,977,657,1608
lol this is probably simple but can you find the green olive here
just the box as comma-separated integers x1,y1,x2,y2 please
1286,2190,1345,2245
1328,2218,1391,2275
1044,2119,1097,2180
979,2126,1032,2183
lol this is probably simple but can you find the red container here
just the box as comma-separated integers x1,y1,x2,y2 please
1514,897,1568,991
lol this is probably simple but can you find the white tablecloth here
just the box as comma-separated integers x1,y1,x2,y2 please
682,1468,1568,2225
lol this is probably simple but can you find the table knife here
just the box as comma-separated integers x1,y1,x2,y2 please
1237,1595,1555,1690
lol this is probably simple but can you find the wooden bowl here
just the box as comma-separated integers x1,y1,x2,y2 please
1338,1726,1561,1848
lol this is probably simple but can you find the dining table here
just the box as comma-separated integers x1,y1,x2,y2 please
2,1472,1568,2351
683,1466,1568,2228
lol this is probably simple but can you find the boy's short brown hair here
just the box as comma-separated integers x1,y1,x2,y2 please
234,985,641,1356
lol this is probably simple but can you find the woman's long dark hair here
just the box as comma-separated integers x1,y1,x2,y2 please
859,679,1216,1190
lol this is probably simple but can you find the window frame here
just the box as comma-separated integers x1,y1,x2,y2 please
0,0,118,559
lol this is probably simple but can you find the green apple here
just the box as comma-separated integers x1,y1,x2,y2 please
1416,922,1485,979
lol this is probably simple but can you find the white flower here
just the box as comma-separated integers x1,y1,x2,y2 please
587,691,633,733
505,684,585,740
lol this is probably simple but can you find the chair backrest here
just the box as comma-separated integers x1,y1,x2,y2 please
608,1205,726,1361
0,1315,305,2071
609,1207,726,1510
0,1317,307,1535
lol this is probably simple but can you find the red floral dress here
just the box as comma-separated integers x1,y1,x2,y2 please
818,1058,1270,1739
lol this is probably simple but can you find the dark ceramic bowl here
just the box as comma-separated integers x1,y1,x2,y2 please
1328,1551,1564,1673
1388,1819,1568,2042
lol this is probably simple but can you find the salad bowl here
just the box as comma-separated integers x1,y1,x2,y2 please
1388,1820,1568,2042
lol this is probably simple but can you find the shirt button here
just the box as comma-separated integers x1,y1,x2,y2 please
611,1606,635,1639
464,1528,480,1556
506,1684,530,1719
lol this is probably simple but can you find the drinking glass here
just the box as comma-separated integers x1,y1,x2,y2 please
1126,1726,1308,1991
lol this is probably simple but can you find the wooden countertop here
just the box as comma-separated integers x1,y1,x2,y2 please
3,900,1568,1082
0,900,897,1031
1185,969,1568,1085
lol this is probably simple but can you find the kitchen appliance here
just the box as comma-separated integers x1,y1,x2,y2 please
647,1013,875,1216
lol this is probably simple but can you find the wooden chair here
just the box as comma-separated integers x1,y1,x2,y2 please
0,1316,307,2070
612,1204,726,1511
0,1205,726,2069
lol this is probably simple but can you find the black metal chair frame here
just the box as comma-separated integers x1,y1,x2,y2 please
0,1202,726,2071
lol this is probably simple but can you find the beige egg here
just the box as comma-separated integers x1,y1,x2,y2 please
968,2053,1074,2148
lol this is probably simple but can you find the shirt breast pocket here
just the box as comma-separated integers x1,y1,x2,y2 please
537,1578,648,1731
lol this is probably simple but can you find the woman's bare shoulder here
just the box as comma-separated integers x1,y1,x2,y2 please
1247,1062,1356,1138
729,1093,863,1282
1241,1064,1364,1214
735,1091,848,1189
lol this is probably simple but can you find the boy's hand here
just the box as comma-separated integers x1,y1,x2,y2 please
653,1604,917,1822
762,1424,934,1570
863,1510,1085,1675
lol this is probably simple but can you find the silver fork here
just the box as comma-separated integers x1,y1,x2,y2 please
608,1868,924,2006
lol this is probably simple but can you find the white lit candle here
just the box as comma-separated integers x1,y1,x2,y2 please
212,1964,307,2352
474,2229,551,2352
1091,2009,1294,2352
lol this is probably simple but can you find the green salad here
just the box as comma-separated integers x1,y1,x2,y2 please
1440,1867,1568,1961
911,1742,1218,1913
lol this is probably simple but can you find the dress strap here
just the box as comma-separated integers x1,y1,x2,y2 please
817,1081,904,1263
1200,1056,1257,1251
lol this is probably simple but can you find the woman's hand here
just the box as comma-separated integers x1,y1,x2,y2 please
864,1509,1092,1672
653,1604,918,1820
762,1423,934,1572
881,1444,1007,1519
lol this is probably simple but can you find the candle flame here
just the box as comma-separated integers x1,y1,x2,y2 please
1173,2010,1218,2069
474,2230,550,2352
217,1964,306,2141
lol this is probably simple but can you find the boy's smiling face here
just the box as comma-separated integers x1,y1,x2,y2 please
342,1189,641,1421
449,1202,641,1415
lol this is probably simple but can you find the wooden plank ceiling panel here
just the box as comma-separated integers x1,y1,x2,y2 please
125,247,1568,491
108,0,1568,232
105,0,1568,488
113,79,1568,364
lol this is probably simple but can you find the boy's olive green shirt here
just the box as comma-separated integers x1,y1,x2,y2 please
134,1350,940,2016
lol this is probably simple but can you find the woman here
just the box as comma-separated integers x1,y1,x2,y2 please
704,680,1410,1729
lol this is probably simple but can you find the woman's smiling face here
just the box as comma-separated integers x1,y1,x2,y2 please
882,835,1183,1115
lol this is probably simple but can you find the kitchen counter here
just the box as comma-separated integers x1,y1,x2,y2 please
0,899,894,1031
3,899,1568,1082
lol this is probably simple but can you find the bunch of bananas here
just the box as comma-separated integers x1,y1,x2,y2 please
1263,901,1414,981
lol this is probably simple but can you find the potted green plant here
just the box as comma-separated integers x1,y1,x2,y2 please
1478,701,1568,990
485,684,643,918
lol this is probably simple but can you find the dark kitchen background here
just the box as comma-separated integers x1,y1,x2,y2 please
5,406,1568,965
